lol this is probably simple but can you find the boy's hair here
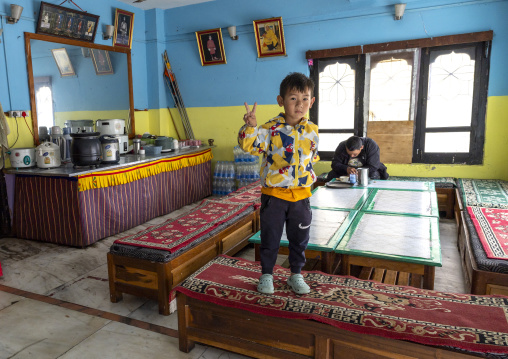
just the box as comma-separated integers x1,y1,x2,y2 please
346,136,363,151
279,72,315,98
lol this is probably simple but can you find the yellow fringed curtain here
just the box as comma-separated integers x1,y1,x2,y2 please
77,149,212,192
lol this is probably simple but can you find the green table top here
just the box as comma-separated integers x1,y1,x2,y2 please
354,179,436,192
361,188,440,217
335,211,442,267
310,186,371,210
248,208,357,251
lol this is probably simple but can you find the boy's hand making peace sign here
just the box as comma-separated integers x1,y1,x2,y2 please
243,102,257,128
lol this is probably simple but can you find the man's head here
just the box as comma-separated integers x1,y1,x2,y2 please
346,136,364,158
277,73,316,124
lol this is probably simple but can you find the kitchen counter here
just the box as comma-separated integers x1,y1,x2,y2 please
6,147,213,247
3,145,214,177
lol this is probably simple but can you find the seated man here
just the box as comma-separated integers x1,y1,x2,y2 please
326,136,389,181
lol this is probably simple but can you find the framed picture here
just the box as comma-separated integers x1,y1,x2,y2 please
91,49,114,75
253,17,286,58
51,48,75,77
36,1,99,42
195,28,226,66
113,9,135,49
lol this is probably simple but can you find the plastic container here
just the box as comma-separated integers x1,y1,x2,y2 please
143,145,162,155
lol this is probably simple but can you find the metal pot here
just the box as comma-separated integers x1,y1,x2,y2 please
70,132,102,167
100,135,120,164
9,148,36,168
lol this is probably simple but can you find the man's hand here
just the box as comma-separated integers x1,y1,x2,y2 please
347,167,358,175
243,102,257,128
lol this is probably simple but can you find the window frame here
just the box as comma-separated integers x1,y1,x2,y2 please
310,55,365,160
412,41,490,165
307,31,492,164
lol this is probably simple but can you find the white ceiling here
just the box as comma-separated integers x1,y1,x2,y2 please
115,0,214,10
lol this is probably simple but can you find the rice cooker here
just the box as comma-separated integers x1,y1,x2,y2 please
36,142,61,168
64,120,94,134
100,135,120,164
96,119,126,136
9,148,36,168
114,134,130,154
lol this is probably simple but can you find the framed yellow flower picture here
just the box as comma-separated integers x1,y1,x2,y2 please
253,17,286,58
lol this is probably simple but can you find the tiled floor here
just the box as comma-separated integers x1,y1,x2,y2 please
0,202,464,358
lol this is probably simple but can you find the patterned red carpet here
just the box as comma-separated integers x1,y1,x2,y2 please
468,206,508,260
114,182,261,253
177,255,508,355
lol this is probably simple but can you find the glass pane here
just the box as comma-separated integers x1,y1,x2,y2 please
426,47,475,128
318,58,356,130
319,133,353,152
424,132,470,153
35,84,54,129
368,52,413,121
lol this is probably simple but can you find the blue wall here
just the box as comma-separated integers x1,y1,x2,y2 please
162,0,508,108
32,44,129,111
1,0,507,113
0,0,148,112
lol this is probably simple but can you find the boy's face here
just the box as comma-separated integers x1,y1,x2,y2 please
277,87,315,125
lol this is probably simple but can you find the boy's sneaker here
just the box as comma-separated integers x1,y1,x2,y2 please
287,274,310,294
257,274,274,294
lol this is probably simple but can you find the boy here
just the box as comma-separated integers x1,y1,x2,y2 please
238,72,319,295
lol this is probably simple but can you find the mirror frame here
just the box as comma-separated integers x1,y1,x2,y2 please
24,32,136,144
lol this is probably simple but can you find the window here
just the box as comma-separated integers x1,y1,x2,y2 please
309,32,491,164
316,56,362,153
34,77,54,130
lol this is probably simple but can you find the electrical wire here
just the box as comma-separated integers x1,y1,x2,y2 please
22,114,39,146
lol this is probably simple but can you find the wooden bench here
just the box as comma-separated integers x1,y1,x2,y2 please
177,292,478,359
107,209,259,315
458,211,508,296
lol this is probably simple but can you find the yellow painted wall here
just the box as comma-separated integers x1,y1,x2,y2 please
5,112,36,149
5,96,507,181
182,96,508,180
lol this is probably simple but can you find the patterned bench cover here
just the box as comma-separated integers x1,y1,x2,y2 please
176,255,508,357
457,179,508,209
389,176,456,188
110,181,261,262
464,208,508,273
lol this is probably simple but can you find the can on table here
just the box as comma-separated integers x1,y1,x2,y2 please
349,173,357,184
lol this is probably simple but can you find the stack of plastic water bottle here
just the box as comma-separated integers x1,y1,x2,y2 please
233,146,260,189
212,161,236,196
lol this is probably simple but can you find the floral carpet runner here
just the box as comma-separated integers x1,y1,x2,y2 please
114,181,262,253
468,206,508,260
176,255,508,355
458,179,508,209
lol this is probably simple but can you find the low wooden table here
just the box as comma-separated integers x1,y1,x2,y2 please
336,211,441,289
250,208,357,274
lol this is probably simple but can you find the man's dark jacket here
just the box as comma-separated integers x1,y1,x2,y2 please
328,137,388,180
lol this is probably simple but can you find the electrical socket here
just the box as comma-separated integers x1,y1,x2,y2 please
9,111,24,118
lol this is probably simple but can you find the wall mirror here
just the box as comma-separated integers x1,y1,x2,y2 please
25,32,135,143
